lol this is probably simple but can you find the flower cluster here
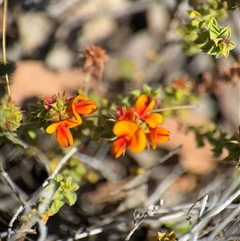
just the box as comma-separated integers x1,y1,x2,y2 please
42,92,97,147
111,94,170,158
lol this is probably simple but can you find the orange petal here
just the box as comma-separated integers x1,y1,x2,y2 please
144,113,162,128
111,137,127,158
135,94,155,118
74,100,98,115
112,121,139,140
128,127,146,152
126,108,136,122
73,94,87,101
56,124,73,147
148,127,170,149
70,94,87,120
65,117,82,127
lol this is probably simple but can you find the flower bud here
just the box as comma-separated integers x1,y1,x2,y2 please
0,96,22,134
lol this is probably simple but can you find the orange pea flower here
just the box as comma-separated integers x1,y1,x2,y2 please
111,120,146,158
135,94,162,128
71,94,98,118
147,127,170,149
46,118,80,147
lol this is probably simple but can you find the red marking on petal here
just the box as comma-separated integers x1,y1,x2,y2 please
111,137,127,158
135,94,155,118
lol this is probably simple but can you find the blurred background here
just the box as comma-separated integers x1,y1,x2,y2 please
0,0,239,240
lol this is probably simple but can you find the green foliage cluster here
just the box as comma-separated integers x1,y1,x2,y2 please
38,174,79,220
178,0,236,58
189,124,240,162
162,83,198,118
0,95,22,135
118,58,136,81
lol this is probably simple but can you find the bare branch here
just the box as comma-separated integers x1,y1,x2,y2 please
111,145,183,195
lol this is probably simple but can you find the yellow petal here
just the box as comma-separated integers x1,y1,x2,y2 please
144,113,162,128
113,121,139,140
46,122,61,134
128,127,146,152
135,94,155,118
111,137,127,158
46,118,81,134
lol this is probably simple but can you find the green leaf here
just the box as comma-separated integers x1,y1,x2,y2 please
219,42,227,52
228,41,236,50
209,24,220,40
142,84,152,95
189,10,202,18
50,199,64,214
53,191,64,200
208,17,218,29
207,44,219,55
69,182,79,192
195,133,204,147
27,130,37,139
55,174,64,182
130,89,141,97
219,27,231,38
65,177,72,188
194,31,209,46
64,192,77,206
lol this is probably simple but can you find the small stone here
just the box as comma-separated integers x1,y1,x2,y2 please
17,12,54,55
46,42,74,69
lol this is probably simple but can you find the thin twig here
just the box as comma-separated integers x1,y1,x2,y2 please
125,201,163,240
7,138,90,239
189,188,240,240
186,195,209,225
42,136,89,188
110,145,183,195
2,0,11,96
152,104,202,113
0,160,34,239
144,164,184,207
36,218,47,241
0,229,36,239
207,208,240,241
6,133,51,174
0,160,28,202
198,234,240,241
